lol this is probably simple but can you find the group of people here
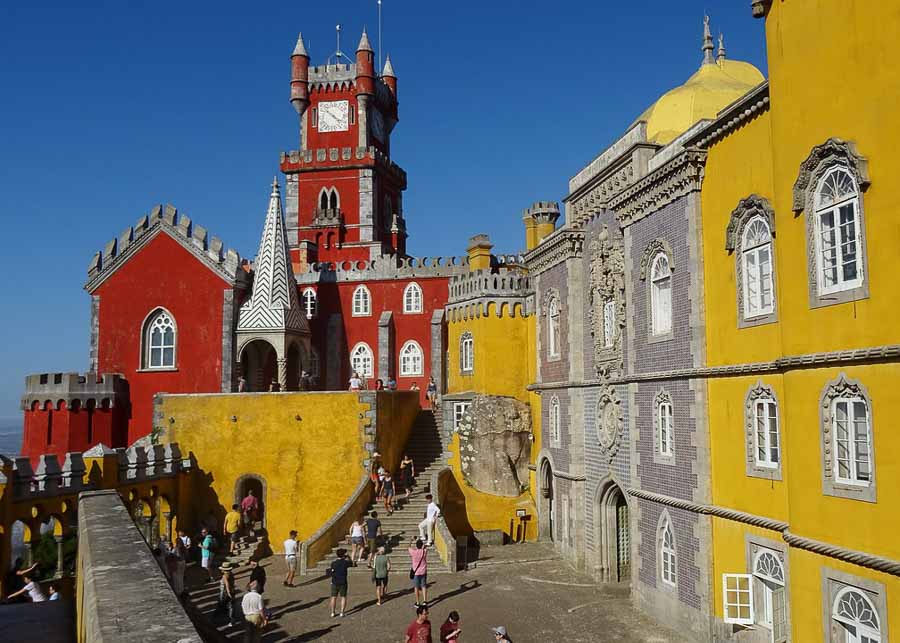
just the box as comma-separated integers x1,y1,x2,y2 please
348,373,440,406
368,451,417,515
3,561,61,604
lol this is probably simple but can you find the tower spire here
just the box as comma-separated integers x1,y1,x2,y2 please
292,32,309,58
702,15,715,65
357,27,374,53
717,33,726,62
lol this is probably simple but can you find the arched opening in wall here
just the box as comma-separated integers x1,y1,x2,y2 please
596,480,631,584
286,342,302,391
234,474,267,535
240,339,278,392
538,459,554,542
30,514,73,580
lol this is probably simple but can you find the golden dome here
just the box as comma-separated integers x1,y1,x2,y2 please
634,56,765,145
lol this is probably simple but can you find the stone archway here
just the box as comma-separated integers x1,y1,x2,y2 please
240,339,278,392
596,479,631,583
538,458,555,542
234,474,267,531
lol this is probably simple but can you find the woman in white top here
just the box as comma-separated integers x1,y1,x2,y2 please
7,573,46,602
349,516,366,565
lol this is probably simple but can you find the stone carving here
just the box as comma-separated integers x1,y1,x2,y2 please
792,138,870,214
595,385,623,462
639,238,674,280
820,374,869,482
725,195,776,252
456,395,532,497
611,150,706,226
588,226,626,376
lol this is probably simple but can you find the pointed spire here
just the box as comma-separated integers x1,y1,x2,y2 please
293,32,309,58
717,33,726,62
382,54,396,78
357,27,374,53
271,176,280,193
702,15,715,65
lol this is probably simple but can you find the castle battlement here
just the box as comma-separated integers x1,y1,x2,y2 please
294,254,471,284
523,201,561,223
21,372,128,411
85,204,245,291
281,146,407,185
309,63,356,86
446,265,533,321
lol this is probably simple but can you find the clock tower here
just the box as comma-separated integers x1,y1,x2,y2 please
281,28,407,268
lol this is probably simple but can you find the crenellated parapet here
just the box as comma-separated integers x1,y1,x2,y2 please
446,266,534,321
280,145,407,187
85,204,246,292
294,254,470,285
21,372,127,411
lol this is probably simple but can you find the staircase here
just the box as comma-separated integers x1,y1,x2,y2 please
310,408,446,574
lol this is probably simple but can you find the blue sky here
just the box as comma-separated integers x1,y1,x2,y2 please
0,1,767,420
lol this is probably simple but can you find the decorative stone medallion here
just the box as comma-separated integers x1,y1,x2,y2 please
596,385,623,461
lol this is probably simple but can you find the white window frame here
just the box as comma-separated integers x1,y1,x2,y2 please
302,288,317,319
753,397,780,469
452,401,471,431
814,168,864,296
832,397,871,486
832,587,881,643
352,285,372,317
650,253,672,336
547,297,560,358
350,342,374,378
460,332,474,374
403,282,423,314
752,550,787,640
548,396,561,444
659,515,677,587
723,574,755,626
742,216,776,319
602,299,616,348
657,399,673,457
399,340,424,377
143,308,177,369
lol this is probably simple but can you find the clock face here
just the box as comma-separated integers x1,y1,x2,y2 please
318,100,349,133
371,108,385,142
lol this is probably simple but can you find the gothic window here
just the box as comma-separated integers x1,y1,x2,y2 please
753,550,788,641
319,189,328,210
742,217,775,319
329,189,339,211
547,296,561,359
352,285,372,317
820,374,876,503
654,391,674,460
832,588,881,643
548,396,561,444
403,282,423,314
602,299,616,348
311,107,318,128
399,340,424,376
302,288,317,319
658,512,677,587
745,382,782,479
143,308,176,369
650,253,672,336
350,342,374,378
459,332,474,374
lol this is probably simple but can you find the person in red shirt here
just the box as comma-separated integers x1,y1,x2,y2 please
439,610,461,642
405,605,432,643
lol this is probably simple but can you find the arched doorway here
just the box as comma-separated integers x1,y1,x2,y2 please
538,459,554,542
241,340,278,392
596,481,630,583
234,474,267,532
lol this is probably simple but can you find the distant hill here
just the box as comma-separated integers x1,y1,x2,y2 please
0,417,22,457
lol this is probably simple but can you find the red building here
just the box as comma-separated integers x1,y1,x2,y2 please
19,27,466,460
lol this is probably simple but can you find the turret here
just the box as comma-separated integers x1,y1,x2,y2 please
290,33,310,115
382,55,397,96
523,201,560,250
467,234,494,272
355,28,375,148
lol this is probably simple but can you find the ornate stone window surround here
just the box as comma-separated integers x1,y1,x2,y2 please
640,239,675,343
547,395,562,447
543,289,563,363
653,389,675,466
821,568,888,643
588,225,626,377
819,373,876,503
302,287,317,319
657,509,678,590
726,195,778,328
595,385,623,462
459,331,474,375
745,381,783,481
140,307,178,371
793,138,871,309
744,534,792,643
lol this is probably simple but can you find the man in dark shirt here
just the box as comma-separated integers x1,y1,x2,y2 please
439,610,461,642
405,605,432,643
365,511,383,565
328,548,352,618
248,558,266,594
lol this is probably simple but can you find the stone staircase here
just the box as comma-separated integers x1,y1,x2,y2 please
310,408,447,574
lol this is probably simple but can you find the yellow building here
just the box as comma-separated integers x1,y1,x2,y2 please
698,2,900,641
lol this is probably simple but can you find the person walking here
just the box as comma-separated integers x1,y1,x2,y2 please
6,572,46,602
418,495,441,546
365,511,383,565
369,453,383,498
408,538,429,607
372,545,391,605
405,605,433,643
426,377,438,408
283,530,299,587
439,611,461,642
172,538,187,598
199,528,215,581
241,580,267,643
400,453,415,500
241,490,259,532
224,503,243,556
248,558,266,594
328,548,352,618
218,562,238,627
491,626,512,642
349,516,366,565
382,472,396,514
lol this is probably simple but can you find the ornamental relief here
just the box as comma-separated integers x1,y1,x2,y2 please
744,381,777,466
596,384,623,461
587,225,626,377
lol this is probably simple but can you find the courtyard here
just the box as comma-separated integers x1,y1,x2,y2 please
186,544,687,642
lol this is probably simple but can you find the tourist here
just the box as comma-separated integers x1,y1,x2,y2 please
48,584,60,601
383,471,396,514
410,382,420,392
439,610,461,642
377,467,387,500
418,494,441,546
199,528,215,581
426,377,438,408
177,529,192,555
404,605,432,643
241,489,259,531
248,557,266,594
268,379,280,392
349,371,362,391
172,538,187,598
283,530,299,587
386,376,397,390
238,375,247,392
299,370,311,391
218,562,238,627
224,503,243,555
6,572,46,602
492,626,512,642
328,548,352,618
372,545,391,605
369,453,383,498
400,453,415,500
375,378,384,390
408,538,429,607
349,516,366,565
241,580,267,643
365,510,383,565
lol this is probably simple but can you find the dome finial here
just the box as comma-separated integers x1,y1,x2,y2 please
717,33,726,62
702,15,715,65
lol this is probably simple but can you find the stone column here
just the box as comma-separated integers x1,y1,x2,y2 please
277,358,288,390
163,512,173,545
54,535,64,577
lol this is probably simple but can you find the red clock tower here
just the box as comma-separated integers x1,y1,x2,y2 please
281,29,407,268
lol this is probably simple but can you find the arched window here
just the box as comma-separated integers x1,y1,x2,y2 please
399,340,424,376
832,587,880,643
658,514,677,587
753,550,787,640
815,168,863,295
403,283,423,314
742,216,775,318
656,394,674,457
319,189,329,211
352,285,371,316
650,253,672,336
548,297,561,358
350,342,374,378
832,394,871,485
460,332,474,374
329,188,339,211
548,396,561,443
753,395,779,469
302,288,317,319
144,309,176,369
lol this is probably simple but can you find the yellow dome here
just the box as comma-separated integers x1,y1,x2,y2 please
635,59,765,144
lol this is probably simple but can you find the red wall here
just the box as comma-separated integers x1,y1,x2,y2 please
22,400,126,464
306,86,360,151
95,232,233,443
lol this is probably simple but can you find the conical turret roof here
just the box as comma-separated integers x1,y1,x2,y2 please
357,28,374,52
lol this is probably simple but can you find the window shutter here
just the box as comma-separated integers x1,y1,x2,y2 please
723,574,754,625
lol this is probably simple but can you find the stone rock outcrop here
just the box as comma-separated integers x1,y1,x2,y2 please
456,395,532,497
